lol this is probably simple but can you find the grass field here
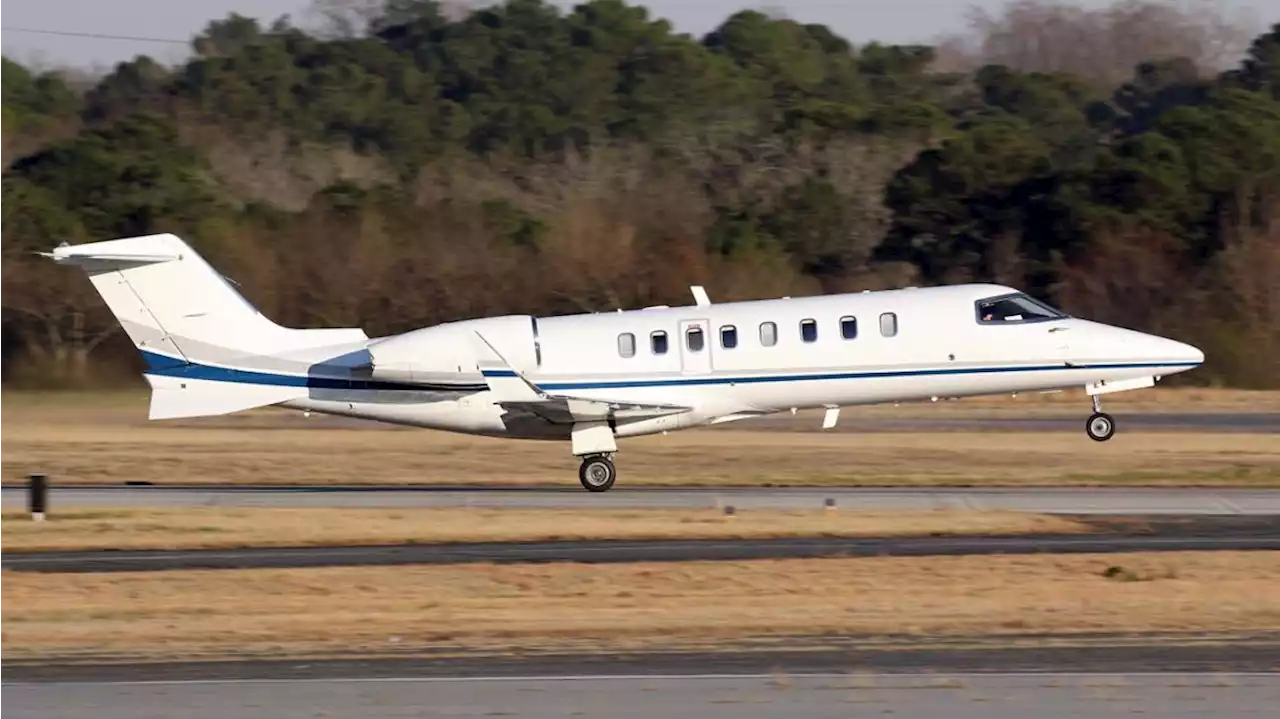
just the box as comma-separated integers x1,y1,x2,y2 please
5,551,1277,662
0,507,1089,552
3,389,1278,487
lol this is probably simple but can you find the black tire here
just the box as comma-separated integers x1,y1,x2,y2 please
578,456,617,492
1086,412,1116,442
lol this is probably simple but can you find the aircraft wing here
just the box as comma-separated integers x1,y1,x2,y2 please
472,333,691,425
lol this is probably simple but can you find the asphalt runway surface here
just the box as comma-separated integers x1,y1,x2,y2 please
5,515,1277,573
7,672,1279,719
7,485,1280,514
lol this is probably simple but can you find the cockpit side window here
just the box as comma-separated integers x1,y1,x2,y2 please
976,293,1068,324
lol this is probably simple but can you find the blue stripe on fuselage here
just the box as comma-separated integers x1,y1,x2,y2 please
172,355,1198,394
139,350,485,392
532,362,1198,391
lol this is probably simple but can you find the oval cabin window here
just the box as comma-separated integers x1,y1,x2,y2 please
651,331,669,355
841,316,858,340
720,325,738,349
800,319,818,343
686,327,705,352
759,322,777,347
879,312,898,337
617,332,636,358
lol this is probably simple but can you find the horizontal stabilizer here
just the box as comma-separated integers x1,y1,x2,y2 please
145,374,306,420
473,331,691,424
41,237,183,266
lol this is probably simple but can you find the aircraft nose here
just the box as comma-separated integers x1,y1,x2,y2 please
1184,342,1205,365
1079,322,1204,373
1151,335,1204,366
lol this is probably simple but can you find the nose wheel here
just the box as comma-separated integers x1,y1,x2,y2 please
1086,394,1116,442
578,454,617,492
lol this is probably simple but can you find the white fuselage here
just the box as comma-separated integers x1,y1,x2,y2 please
279,283,1204,439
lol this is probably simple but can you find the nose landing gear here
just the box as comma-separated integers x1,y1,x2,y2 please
1086,394,1116,442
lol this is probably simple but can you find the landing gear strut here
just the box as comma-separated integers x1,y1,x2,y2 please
578,454,617,492
1086,394,1116,442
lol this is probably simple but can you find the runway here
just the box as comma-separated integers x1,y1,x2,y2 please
6,485,1280,514
7,514,1279,572
7,672,1279,719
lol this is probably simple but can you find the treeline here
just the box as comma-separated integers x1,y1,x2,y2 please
2,0,1277,388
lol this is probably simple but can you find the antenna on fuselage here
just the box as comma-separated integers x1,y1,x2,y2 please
690,286,711,307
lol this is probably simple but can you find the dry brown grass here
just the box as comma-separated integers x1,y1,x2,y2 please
3,390,1278,487
0,507,1088,552
5,551,1278,662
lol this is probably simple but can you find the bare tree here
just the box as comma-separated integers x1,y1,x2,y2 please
182,118,393,212
1195,189,1280,386
1,251,120,386
936,0,1260,85
303,0,489,37
302,0,383,38
1052,225,1189,332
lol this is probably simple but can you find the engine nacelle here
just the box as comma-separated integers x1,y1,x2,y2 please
364,315,538,385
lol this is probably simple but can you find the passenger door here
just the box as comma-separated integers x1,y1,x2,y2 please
678,319,713,374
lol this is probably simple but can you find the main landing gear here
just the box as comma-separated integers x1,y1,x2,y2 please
578,454,617,492
1086,394,1116,442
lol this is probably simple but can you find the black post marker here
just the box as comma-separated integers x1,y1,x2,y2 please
29,473,48,521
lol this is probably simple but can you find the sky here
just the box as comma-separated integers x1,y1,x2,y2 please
1,0,1275,71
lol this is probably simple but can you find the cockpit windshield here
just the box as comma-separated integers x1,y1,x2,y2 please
976,293,1068,324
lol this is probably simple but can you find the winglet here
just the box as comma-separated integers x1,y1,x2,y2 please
472,332,544,402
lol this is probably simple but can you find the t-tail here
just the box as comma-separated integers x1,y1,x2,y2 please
46,233,369,419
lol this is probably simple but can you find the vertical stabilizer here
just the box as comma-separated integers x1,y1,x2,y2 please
47,233,368,418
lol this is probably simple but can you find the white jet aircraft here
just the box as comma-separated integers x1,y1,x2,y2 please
48,233,1204,492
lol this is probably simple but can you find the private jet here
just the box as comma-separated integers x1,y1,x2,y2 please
48,233,1204,491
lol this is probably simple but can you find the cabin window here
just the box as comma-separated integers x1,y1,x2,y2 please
651,331,669,355
759,322,777,347
976,293,1068,324
617,332,636,358
800,319,818,343
840,316,858,340
686,326,705,352
879,312,898,337
720,325,738,349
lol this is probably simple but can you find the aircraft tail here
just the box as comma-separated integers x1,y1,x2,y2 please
47,233,368,419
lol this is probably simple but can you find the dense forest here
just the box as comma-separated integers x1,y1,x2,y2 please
2,0,1277,388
